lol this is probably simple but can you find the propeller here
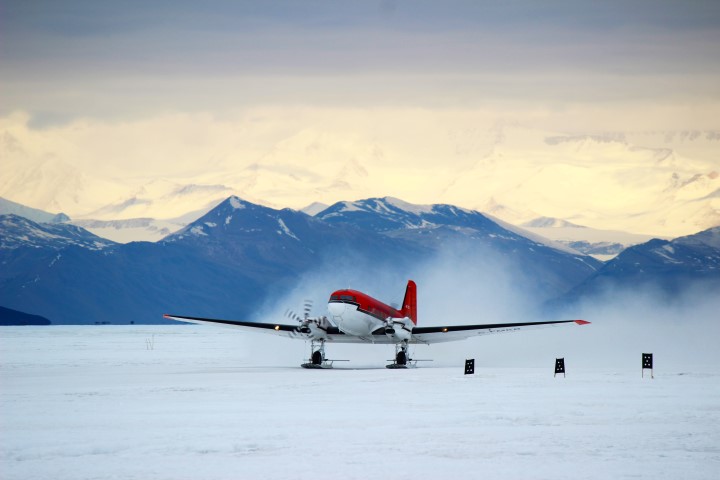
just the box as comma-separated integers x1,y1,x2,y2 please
286,299,318,334
303,300,313,320
284,309,302,323
285,300,330,333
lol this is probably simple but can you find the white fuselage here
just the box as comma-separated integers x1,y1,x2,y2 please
328,301,383,337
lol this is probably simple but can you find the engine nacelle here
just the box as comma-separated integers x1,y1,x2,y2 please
384,317,413,342
299,317,330,340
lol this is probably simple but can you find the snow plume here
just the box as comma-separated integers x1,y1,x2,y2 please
244,240,552,367
238,238,720,369
550,280,720,369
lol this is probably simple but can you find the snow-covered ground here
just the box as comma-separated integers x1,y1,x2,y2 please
2,326,719,480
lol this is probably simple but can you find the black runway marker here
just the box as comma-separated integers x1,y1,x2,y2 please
464,359,475,375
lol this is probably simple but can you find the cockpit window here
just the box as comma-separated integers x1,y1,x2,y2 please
330,295,340,300
340,295,356,301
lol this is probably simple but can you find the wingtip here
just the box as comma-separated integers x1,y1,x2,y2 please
574,319,591,325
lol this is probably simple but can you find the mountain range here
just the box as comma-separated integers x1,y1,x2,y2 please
558,226,720,304
0,196,600,324
518,217,656,261
0,197,70,224
0,214,115,251
1,195,718,325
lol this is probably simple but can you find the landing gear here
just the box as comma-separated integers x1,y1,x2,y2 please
311,349,323,366
301,339,348,369
396,348,407,366
387,342,415,369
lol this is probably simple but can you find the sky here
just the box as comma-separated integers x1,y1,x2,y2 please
1,1,720,226
3,0,720,125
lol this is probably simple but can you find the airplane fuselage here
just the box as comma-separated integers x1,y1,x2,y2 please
328,288,415,340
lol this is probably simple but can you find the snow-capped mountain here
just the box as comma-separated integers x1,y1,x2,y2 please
301,202,329,216
520,216,656,261
317,197,578,254
2,193,716,324
0,197,419,324
557,226,720,303
523,217,584,229
164,196,420,281
443,129,720,237
82,180,237,221
316,197,601,299
0,195,600,324
70,218,184,243
0,197,69,224
0,154,126,217
0,214,115,251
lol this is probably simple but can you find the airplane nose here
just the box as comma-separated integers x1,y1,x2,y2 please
328,301,345,317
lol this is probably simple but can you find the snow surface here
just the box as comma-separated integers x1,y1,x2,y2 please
229,197,245,210
189,226,207,236
522,217,584,229
337,201,363,213
521,224,657,245
300,202,329,216
384,196,435,215
71,218,182,243
485,213,583,256
277,218,299,241
1,326,719,480
676,226,720,249
0,197,69,224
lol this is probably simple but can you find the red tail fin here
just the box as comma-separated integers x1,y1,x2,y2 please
401,280,417,325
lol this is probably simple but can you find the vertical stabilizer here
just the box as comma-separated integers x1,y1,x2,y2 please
401,280,417,325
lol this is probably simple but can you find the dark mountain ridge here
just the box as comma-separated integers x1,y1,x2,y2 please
2,195,715,324
555,226,720,304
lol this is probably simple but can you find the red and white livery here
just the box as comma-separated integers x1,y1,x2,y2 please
164,280,589,368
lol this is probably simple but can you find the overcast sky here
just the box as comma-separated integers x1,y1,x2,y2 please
2,0,719,127
2,0,720,226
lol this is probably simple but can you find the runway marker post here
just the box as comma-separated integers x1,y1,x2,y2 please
554,358,565,378
464,359,475,375
642,353,654,379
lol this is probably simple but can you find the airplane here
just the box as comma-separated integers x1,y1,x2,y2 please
164,280,590,369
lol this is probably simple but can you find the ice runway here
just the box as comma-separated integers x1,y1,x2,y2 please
1,326,719,480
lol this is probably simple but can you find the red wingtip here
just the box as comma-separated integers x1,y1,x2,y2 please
574,319,591,325
163,314,171,319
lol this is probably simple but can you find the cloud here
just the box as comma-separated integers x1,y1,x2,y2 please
2,1,719,123
2,104,718,225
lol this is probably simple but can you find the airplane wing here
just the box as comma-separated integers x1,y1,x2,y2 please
409,319,590,344
163,314,322,339
164,314,589,344
164,313,385,343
